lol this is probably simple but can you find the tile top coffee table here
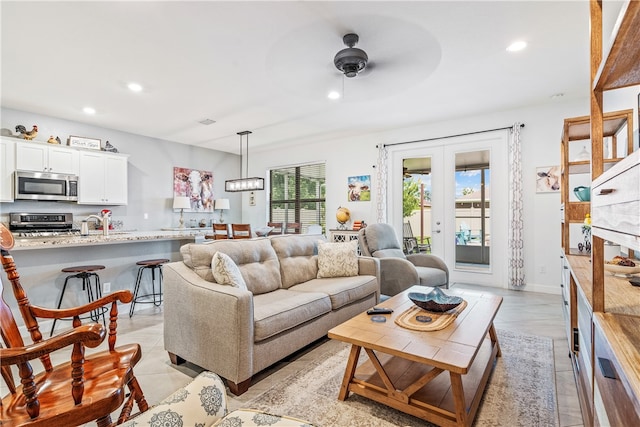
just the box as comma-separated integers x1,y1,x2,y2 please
328,285,502,427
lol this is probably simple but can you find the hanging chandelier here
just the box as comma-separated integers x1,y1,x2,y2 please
225,130,265,192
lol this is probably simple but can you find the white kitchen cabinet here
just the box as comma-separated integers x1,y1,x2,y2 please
78,151,128,205
16,142,78,174
0,138,16,202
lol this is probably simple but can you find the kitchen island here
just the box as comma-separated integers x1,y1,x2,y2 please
5,229,207,326
11,229,205,250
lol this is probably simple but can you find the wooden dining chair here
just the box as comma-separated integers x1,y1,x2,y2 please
0,224,149,426
267,222,283,235
231,224,252,239
285,222,301,234
206,223,230,240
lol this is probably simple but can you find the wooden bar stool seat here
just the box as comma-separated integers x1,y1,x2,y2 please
51,265,106,337
129,259,169,317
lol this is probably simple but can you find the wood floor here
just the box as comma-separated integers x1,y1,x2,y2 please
7,283,584,426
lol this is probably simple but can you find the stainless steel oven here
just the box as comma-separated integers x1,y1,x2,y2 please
9,212,78,238
15,171,78,201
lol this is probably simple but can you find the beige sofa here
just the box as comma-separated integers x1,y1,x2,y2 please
163,234,380,395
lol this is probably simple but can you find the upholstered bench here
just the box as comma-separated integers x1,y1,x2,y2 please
121,371,314,427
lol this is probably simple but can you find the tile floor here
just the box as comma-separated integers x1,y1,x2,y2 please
8,283,584,426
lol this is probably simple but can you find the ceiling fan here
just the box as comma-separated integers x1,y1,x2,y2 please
333,33,369,78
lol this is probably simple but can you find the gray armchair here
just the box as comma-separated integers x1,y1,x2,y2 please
358,223,448,296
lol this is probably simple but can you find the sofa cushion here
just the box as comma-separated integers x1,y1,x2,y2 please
372,248,407,259
252,289,331,342
212,252,248,290
181,239,282,295
270,234,322,288
362,223,407,259
317,240,359,278
416,266,448,287
290,275,378,310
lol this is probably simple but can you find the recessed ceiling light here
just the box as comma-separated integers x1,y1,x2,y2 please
198,118,216,125
127,82,143,92
550,93,565,99
83,107,96,115
506,41,527,52
328,91,341,100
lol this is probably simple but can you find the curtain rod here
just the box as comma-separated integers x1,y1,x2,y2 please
379,123,525,148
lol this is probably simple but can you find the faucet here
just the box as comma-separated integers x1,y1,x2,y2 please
85,213,110,236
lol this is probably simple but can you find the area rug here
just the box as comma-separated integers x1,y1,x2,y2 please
245,329,559,426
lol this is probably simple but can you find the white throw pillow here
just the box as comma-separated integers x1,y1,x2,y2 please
211,252,248,290
317,240,359,278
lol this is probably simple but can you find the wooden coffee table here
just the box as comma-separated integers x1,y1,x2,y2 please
328,285,502,427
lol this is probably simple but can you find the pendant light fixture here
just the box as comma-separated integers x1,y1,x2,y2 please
225,130,265,192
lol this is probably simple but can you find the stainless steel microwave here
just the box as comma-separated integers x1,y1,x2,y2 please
14,171,78,201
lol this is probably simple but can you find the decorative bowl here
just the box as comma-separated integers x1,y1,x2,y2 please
604,263,640,277
573,186,591,202
408,288,463,313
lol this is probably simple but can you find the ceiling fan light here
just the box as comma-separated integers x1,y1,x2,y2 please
334,33,368,78
334,47,368,77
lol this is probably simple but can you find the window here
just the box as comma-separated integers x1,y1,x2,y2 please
269,163,326,233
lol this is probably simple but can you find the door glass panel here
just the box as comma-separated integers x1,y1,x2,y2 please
455,150,490,270
402,157,432,254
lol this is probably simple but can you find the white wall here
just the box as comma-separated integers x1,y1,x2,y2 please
1,85,637,297
245,87,639,294
0,107,242,229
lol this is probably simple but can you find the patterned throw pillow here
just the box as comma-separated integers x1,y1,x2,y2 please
120,371,227,427
211,252,248,290
316,240,359,278
215,408,316,426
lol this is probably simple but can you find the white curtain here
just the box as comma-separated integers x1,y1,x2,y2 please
508,123,526,287
375,144,388,223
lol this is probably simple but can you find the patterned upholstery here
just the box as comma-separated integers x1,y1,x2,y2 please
122,371,315,427
120,371,227,426
215,409,315,426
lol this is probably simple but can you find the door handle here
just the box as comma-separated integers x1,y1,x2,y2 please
433,230,441,234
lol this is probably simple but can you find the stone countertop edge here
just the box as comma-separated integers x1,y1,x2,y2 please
10,230,201,251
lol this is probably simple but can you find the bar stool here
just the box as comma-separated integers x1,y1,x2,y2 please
50,264,106,337
129,258,169,317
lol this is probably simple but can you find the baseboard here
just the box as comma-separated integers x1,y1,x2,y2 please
516,282,561,295
452,281,561,295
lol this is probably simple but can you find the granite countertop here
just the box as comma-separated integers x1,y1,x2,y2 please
11,229,206,251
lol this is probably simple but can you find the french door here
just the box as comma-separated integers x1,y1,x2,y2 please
387,130,508,288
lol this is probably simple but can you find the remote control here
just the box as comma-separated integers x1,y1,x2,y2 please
367,308,393,315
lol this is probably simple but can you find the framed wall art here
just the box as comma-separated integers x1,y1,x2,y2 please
536,166,561,193
68,135,101,150
347,175,371,201
173,167,214,212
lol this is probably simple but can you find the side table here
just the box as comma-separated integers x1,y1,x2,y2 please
329,229,361,254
